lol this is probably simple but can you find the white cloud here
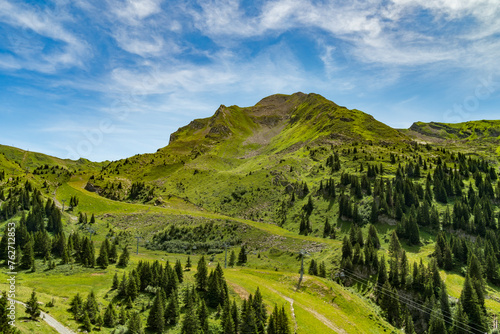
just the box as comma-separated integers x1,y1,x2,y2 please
0,0,89,72
110,0,163,24
188,0,500,73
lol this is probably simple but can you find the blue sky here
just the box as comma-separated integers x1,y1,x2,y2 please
0,0,499,161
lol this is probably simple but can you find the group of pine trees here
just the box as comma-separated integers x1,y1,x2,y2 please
341,226,490,333
68,256,290,333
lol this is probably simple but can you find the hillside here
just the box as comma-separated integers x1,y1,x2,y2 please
1,93,500,334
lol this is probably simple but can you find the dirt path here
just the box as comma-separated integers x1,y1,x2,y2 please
228,280,343,333
14,299,76,334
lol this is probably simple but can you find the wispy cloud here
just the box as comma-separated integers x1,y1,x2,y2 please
0,0,90,72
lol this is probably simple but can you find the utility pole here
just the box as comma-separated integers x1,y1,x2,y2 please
135,236,142,255
61,199,66,212
224,242,229,268
297,249,309,290
87,227,95,241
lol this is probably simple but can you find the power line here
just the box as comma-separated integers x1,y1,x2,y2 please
340,267,487,334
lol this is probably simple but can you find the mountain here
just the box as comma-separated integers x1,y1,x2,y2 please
166,92,408,159
1,93,500,334
408,120,500,141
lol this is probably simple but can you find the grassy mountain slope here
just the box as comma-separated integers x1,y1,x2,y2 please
2,93,500,334
408,120,500,141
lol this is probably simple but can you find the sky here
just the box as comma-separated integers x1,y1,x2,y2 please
0,0,499,162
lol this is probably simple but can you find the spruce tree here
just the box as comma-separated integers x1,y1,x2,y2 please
103,302,117,328
175,259,184,283
181,297,200,334
428,307,447,334
229,250,236,267
86,290,100,324
97,240,109,269
127,311,144,334
165,292,180,325
69,293,84,321
238,245,248,264
195,256,208,291
198,299,209,334
367,224,380,249
25,291,41,320
20,238,34,270
118,246,130,267
112,273,119,289
82,310,92,332
147,293,165,333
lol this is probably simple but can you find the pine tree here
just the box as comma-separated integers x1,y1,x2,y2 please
367,224,380,249
165,292,180,325
229,250,236,267
147,293,165,333
308,259,318,276
388,230,401,257
86,290,100,324
20,238,34,270
118,246,130,267
25,291,41,320
428,307,447,334
103,302,117,328
198,299,209,333
82,310,92,332
181,297,200,334
119,305,128,325
195,256,208,291
238,245,248,264
69,293,84,321
460,274,488,332
97,240,109,269
112,273,119,289
127,311,144,334
175,259,184,283
253,287,267,334
452,300,469,334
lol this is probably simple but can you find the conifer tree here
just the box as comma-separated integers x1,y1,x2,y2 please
238,245,248,264
175,259,184,283
82,310,92,332
452,301,469,334
195,256,208,291
367,224,380,249
165,292,180,325
460,274,488,332
119,305,127,325
127,311,144,334
118,245,130,267
20,238,34,270
181,296,200,334
198,299,209,334
86,290,100,324
97,240,109,269
428,307,447,334
229,250,236,267
69,293,84,321
308,259,318,276
147,293,165,333
25,291,41,320
103,302,117,328
112,273,119,289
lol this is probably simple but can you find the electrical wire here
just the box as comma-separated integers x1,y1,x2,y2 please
339,267,488,334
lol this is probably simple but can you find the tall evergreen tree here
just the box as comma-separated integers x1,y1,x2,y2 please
25,291,41,320
118,245,130,267
147,293,165,333
238,245,248,264
195,256,208,291
127,311,144,334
